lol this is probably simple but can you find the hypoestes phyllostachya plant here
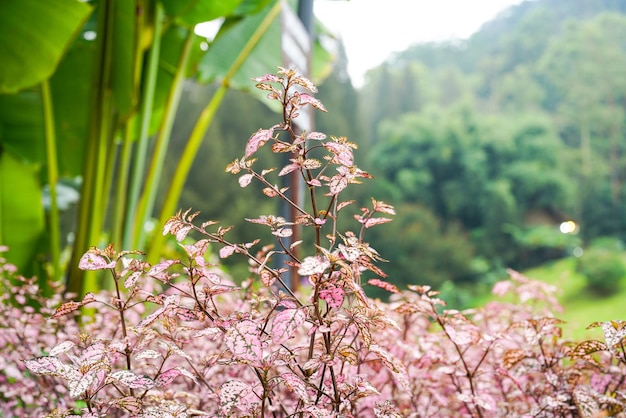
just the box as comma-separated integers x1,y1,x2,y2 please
15,68,626,418
23,68,405,417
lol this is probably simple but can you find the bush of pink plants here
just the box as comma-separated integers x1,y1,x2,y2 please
2,68,626,417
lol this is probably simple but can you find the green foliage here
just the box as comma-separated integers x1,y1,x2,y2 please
353,2,626,288
0,0,333,294
577,238,626,295
367,203,477,291
0,0,92,94
368,105,575,270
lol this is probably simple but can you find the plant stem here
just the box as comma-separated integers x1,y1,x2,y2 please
147,0,282,263
122,2,164,251
41,79,61,287
134,28,194,250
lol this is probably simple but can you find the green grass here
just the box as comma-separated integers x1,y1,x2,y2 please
476,257,625,341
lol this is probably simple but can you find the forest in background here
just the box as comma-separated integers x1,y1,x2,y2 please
164,0,626,302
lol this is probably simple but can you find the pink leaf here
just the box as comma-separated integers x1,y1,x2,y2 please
110,397,142,414
49,341,75,356
24,356,71,377
306,132,327,140
135,349,161,360
272,227,293,238
279,163,299,176
175,225,191,242
304,406,336,417
107,370,155,389
263,187,280,197
79,343,106,368
136,306,166,329
225,320,263,364
252,74,282,83
363,217,393,228
148,259,179,276
238,174,254,187
51,298,90,319
445,326,475,346
298,93,327,112
319,287,345,309
302,158,322,169
69,373,97,398
260,269,276,287
220,380,252,413
281,372,311,403
328,174,348,195
271,307,306,345
369,345,410,392
158,340,192,360
219,245,237,259
297,256,330,276
245,127,275,158
204,283,240,297
367,279,400,294
79,252,115,270
491,280,512,296
371,199,396,215
123,271,143,289
324,142,354,166
245,215,273,225
155,368,183,387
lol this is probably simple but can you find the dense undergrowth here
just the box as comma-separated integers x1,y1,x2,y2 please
2,69,626,417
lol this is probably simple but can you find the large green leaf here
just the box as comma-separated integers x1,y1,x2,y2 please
197,2,282,101
162,0,244,26
198,1,331,105
0,153,45,275
0,91,45,165
50,41,95,176
111,0,139,120
0,0,92,94
233,0,274,16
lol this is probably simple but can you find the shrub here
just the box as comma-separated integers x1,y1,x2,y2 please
577,238,626,295
3,68,626,417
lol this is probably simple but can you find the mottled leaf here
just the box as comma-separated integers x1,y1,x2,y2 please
271,306,306,345
78,252,116,270
107,370,155,389
329,174,348,195
367,279,399,294
245,127,275,158
69,372,97,398
24,356,75,378
49,341,75,356
281,372,311,403
225,319,263,363
220,380,252,413
571,340,608,357
363,217,393,229
503,349,527,369
136,306,166,329
135,349,161,360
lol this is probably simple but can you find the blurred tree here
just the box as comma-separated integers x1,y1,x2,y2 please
316,41,362,141
369,106,575,270
539,13,626,238
366,203,477,292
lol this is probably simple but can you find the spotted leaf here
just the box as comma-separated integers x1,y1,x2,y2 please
271,306,306,345
225,319,263,364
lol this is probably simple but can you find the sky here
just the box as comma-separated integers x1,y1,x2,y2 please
313,0,525,86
